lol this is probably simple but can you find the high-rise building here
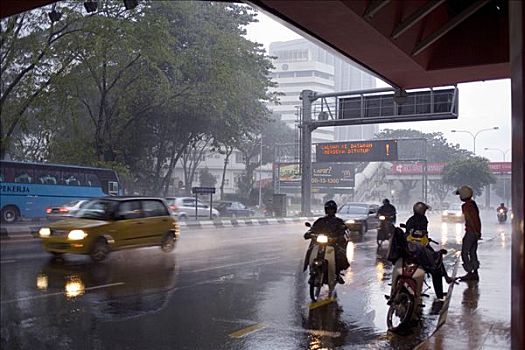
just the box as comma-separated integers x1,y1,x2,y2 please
268,38,378,143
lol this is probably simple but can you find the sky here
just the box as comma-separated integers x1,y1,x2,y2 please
244,10,512,162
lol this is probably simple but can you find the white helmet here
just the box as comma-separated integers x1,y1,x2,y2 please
455,185,473,200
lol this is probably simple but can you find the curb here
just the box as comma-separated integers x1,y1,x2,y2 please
0,217,319,240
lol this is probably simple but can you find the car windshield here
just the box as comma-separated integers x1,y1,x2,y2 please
74,199,115,220
63,200,82,207
340,205,368,215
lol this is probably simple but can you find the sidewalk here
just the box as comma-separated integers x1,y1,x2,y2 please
416,230,511,349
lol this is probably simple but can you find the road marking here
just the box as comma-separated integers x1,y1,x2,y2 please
0,282,124,305
229,323,267,338
192,257,280,273
308,297,336,310
0,259,16,264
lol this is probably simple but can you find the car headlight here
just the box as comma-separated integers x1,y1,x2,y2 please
68,230,87,240
316,234,328,244
379,215,386,220
442,210,448,215
39,228,51,237
345,219,355,224
455,212,462,217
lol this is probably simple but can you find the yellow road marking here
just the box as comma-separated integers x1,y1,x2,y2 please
309,297,336,310
229,323,267,338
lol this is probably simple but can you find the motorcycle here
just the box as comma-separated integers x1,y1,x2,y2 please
386,225,443,331
303,222,340,302
497,208,507,223
377,215,395,247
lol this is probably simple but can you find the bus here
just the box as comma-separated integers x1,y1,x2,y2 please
0,160,121,223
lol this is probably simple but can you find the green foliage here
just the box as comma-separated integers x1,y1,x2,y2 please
442,157,496,196
3,2,275,196
199,167,217,188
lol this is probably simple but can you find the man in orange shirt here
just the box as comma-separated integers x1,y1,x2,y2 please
455,185,481,281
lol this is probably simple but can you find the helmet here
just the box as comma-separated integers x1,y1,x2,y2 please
500,202,505,207
455,185,473,200
382,198,390,205
324,200,338,215
413,202,429,215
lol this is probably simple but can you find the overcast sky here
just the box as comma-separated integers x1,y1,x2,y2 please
244,10,512,162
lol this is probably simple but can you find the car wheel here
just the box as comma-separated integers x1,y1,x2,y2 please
212,214,218,219
90,237,109,262
179,214,187,221
160,232,176,253
1,206,20,224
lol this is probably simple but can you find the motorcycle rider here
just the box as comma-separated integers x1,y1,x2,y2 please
378,198,397,224
405,202,455,300
304,200,349,284
497,202,508,217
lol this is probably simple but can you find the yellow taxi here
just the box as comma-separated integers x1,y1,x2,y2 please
39,197,179,262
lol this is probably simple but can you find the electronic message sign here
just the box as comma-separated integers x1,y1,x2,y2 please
316,140,398,162
278,163,354,188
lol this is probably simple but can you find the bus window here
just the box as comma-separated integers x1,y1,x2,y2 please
63,172,83,186
15,170,33,183
0,165,14,182
86,173,101,187
36,169,60,185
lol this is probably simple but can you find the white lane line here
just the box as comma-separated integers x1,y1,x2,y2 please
1,282,124,305
0,259,16,264
192,257,281,273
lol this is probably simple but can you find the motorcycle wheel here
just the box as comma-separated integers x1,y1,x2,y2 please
387,289,415,331
309,272,324,302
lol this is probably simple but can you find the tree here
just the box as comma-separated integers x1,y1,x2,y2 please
236,116,295,200
428,180,453,207
199,167,217,187
442,157,496,196
1,3,89,158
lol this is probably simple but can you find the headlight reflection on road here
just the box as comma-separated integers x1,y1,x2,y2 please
346,241,355,263
455,223,463,244
441,223,449,246
376,261,384,282
65,275,85,298
36,273,48,290
501,231,506,248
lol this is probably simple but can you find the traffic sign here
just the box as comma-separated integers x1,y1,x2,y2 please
316,140,398,162
192,187,216,194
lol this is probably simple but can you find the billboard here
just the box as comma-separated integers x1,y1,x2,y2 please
316,140,398,162
278,163,354,188
390,162,512,175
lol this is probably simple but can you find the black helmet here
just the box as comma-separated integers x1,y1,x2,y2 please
324,200,338,215
500,202,505,207
382,198,390,205
413,202,429,215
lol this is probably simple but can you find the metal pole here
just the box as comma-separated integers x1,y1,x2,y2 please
300,90,315,216
210,193,213,220
258,135,263,208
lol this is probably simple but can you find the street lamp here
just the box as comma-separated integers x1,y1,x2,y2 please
450,127,499,154
484,147,510,161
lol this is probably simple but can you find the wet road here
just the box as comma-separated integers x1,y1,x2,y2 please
1,213,510,349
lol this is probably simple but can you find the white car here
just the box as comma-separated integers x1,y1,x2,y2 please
46,199,90,221
441,203,464,222
165,197,219,220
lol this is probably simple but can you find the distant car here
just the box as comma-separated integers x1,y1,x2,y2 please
165,197,219,220
38,197,179,262
214,201,254,217
337,202,380,235
442,203,464,222
46,199,89,221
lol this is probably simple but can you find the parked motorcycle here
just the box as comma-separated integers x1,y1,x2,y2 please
497,208,507,223
377,215,395,247
303,222,339,302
